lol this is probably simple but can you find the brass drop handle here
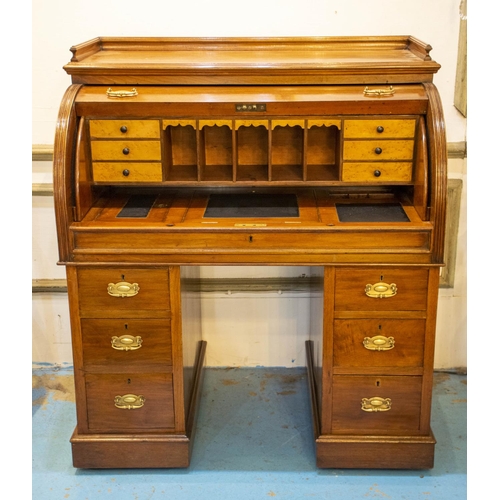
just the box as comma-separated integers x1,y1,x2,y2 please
107,282,140,298
111,335,143,351
114,394,145,409
106,88,138,98
361,397,392,412
363,335,395,351
365,282,397,299
363,86,395,97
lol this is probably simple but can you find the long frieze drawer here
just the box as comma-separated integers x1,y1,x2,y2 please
343,119,416,139
81,319,172,371
335,268,428,311
333,319,425,370
86,373,175,433
77,268,171,318
73,231,431,254
343,140,414,161
92,162,163,182
342,162,413,182
90,140,161,161
331,375,422,434
89,120,161,139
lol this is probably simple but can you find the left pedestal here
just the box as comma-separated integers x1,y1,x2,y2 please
66,265,205,468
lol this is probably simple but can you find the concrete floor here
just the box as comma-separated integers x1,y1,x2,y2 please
32,366,466,499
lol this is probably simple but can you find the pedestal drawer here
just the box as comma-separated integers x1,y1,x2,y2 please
86,373,175,432
335,268,428,312
333,319,425,370
331,375,422,434
81,319,172,372
77,268,171,318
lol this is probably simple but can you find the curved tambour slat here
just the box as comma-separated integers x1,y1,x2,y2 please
53,84,83,263
423,82,447,264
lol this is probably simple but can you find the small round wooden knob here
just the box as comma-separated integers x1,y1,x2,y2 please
122,147,130,155
374,170,381,177
377,126,384,133
374,147,382,155
122,169,130,177
120,125,128,133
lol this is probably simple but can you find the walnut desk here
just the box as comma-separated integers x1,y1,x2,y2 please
53,37,447,470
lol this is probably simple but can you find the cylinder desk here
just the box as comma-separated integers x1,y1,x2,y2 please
53,36,447,469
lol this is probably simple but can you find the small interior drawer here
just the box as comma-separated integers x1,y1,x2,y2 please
343,140,414,161
86,373,175,432
92,162,163,182
77,268,171,318
333,318,425,370
343,119,416,139
81,318,172,371
342,162,413,182
90,140,161,161
331,375,422,434
334,268,429,312
89,120,161,139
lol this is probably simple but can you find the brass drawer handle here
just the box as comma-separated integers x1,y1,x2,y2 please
106,88,138,98
111,335,143,351
107,282,140,298
114,394,145,409
361,397,392,412
363,335,395,351
365,282,397,299
363,86,395,97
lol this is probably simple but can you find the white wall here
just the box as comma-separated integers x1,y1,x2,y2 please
32,0,467,369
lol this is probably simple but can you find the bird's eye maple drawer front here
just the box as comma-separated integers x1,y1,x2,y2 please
91,140,162,161
77,268,171,319
85,373,175,433
342,118,416,182
334,268,429,312
81,319,173,371
343,119,417,139
333,318,425,369
331,375,422,434
92,162,163,183
89,120,161,139
89,119,162,182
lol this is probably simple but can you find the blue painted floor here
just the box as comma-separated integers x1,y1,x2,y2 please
32,367,466,499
